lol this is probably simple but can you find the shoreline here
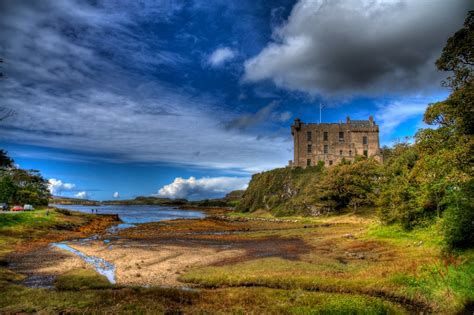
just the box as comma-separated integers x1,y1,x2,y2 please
8,207,244,288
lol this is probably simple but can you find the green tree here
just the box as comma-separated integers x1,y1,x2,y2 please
0,149,14,169
378,11,473,246
377,144,422,228
0,151,50,206
435,11,473,91
320,158,381,212
442,180,474,249
0,175,16,204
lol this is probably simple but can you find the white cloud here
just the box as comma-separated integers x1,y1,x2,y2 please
243,0,470,97
272,111,292,122
207,47,236,67
75,191,89,199
113,191,120,198
1,81,292,173
48,178,75,195
376,100,429,137
156,176,249,200
0,2,293,174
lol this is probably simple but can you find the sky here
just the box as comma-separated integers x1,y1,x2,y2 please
0,0,472,200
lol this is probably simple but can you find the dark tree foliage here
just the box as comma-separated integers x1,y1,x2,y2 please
320,157,381,212
436,10,473,90
377,144,421,229
442,180,474,249
377,11,473,249
0,151,50,206
0,150,14,168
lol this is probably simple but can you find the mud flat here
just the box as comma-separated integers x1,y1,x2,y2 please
5,211,470,313
10,217,311,287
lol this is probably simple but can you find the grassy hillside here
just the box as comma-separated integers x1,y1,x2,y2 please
237,164,329,216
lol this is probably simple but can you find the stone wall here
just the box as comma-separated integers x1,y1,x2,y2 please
291,116,382,167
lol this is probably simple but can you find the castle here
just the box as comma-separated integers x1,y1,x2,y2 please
290,116,382,167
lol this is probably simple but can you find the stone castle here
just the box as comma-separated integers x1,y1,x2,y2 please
290,116,382,167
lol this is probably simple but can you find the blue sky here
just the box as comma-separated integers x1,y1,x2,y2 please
0,0,471,200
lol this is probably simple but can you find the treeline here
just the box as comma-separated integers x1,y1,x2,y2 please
0,150,50,206
239,12,473,250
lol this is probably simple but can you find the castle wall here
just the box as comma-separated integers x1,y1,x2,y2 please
291,117,382,167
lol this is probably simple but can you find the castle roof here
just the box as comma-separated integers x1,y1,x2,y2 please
348,120,372,127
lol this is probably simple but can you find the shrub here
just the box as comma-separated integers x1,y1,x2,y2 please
55,208,72,216
442,180,474,249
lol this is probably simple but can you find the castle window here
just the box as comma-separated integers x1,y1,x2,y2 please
339,150,343,156
363,150,368,157
324,144,328,154
307,159,311,166
307,144,312,153
339,132,344,142
363,136,368,145
323,131,328,141
329,160,333,165
349,150,352,156
307,131,312,141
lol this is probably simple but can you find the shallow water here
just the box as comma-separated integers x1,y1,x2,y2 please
51,204,205,224
51,242,116,283
47,205,206,284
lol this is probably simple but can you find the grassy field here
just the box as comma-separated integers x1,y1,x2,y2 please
180,211,473,313
0,208,472,313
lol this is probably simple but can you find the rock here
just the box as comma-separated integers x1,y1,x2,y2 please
343,233,356,239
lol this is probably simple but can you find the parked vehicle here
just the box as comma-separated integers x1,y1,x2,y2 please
0,203,8,211
11,206,24,211
23,204,34,211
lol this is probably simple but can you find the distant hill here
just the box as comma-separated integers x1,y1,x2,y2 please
50,192,246,208
101,196,188,206
50,196,101,206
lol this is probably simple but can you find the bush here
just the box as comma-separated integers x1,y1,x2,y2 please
55,208,72,216
443,180,474,249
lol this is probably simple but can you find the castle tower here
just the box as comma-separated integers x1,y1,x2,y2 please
290,116,382,167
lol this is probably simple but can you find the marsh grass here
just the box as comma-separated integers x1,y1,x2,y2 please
0,208,471,313
179,212,473,313
55,268,116,290
0,282,406,314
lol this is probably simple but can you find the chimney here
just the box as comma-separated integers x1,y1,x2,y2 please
369,115,374,125
293,118,301,131
346,116,351,124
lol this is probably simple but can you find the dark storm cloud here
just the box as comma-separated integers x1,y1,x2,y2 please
244,0,473,97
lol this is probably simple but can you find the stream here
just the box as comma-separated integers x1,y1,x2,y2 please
46,204,205,285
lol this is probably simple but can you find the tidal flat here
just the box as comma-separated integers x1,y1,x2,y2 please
0,208,472,313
